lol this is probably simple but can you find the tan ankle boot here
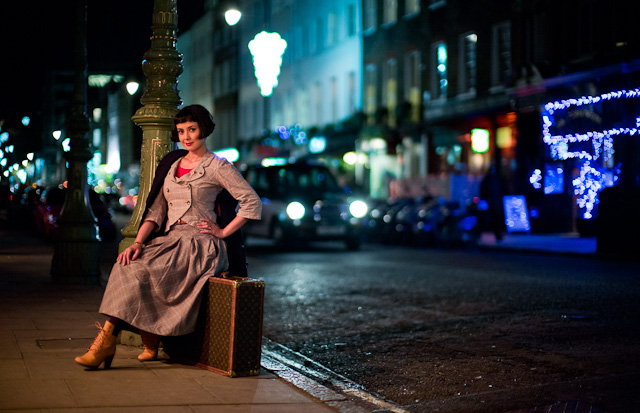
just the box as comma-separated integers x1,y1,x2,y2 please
75,321,117,369
138,330,160,361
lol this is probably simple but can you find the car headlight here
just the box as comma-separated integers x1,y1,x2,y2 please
349,200,368,219
286,201,305,220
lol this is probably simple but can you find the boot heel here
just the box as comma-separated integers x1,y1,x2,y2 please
103,355,115,369
74,321,118,370
138,330,160,361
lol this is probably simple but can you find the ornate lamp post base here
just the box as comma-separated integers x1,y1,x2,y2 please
51,238,100,285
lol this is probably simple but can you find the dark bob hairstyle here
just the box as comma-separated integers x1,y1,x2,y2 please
171,104,216,142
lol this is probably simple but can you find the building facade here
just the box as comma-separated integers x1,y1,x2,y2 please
361,0,516,201
360,0,640,235
14,0,630,236
179,0,364,172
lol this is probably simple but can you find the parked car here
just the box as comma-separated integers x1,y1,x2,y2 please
363,196,480,248
241,161,369,250
34,186,117,241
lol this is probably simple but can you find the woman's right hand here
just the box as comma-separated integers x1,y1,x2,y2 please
116,243,143,266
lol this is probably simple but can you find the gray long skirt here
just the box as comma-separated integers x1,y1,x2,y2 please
99,225,228,336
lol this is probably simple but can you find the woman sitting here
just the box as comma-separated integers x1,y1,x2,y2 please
75,104,262,368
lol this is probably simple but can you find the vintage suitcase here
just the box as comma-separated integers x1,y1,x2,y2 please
194,276,265,377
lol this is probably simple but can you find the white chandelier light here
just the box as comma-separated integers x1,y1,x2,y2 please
248,31,287,97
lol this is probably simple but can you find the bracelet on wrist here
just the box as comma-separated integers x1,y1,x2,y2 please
133,241,145,250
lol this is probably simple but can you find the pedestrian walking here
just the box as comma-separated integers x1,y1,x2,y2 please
480,165,505,241
75,104,262,369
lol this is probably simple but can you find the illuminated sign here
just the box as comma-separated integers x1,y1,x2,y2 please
471,128,489,153
503,195,530,233
543,164,564,195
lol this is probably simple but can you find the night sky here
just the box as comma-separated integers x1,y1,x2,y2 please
0,0,204,123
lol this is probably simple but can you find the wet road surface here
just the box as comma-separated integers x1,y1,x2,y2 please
247,240,640,413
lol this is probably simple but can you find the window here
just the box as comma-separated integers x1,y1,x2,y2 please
405,51,421,122
272,95,283,128
428,0,446,10
316,17,324,52
230,56,238,93
347,3,357,37
309,21,317,54
347,71,357,114
365,64,377,124
328,11,338,46
431,42,448,100
383,0,398,25
314,81,323,125
284,91,294,127
458,32,477,96
292,26,303,60
271,0,287,14
533,14,546,65
565,2,595,60
383,59,398,127
491,21,511,89
213,64,221,96
298,87,310,126
330,77,338,123
223,60,231,94
405,0,420,16
302,24,310,57
364,0,377,32
253,100,259,133
251,1,264,28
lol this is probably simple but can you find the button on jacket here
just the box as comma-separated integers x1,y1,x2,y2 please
145,152,261,233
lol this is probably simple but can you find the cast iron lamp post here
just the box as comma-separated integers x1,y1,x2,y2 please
119,0,183,253
50,0,100,285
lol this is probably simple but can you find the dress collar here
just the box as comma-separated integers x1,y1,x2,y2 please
168,151,214,183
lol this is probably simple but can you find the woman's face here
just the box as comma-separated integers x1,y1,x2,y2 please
176,121,207,153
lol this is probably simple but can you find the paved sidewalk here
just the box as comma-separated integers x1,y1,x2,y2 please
0,226,369,413
477,231,597,256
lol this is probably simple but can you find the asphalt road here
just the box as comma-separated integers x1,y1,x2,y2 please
246,240,640,413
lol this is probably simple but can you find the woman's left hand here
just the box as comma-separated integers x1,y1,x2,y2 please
198,218,224,238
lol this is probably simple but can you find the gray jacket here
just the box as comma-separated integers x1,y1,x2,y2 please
145,151,262,233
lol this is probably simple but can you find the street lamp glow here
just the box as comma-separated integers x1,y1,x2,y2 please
225,9,242,26
349,200,369,218
214,147,240,162
343,151,357,165
53,130,62,140
16,169,27,184
126,81,139,95
248,31,287,97
309,136,326,153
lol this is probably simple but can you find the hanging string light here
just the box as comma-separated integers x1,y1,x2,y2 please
538,87,639,218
